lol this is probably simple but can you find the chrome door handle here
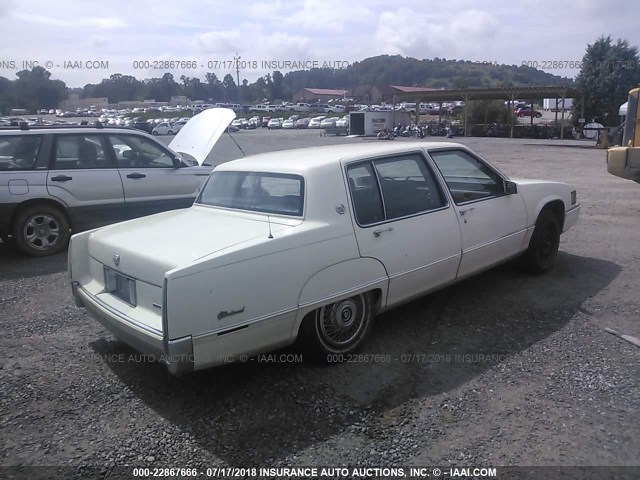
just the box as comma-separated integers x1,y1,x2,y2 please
459,207,475,216
373,227,393,237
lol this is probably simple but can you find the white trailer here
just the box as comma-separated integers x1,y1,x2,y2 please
543,98,573,112
348,111,412,136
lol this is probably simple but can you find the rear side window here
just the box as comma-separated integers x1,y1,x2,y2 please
0,135,42,170
52,135,112,169
347,163,385,225
347,154,446,226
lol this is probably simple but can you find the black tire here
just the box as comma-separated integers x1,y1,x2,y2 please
167,130,174,135
12,205,70,257
299,292,374,361
520,209,561,274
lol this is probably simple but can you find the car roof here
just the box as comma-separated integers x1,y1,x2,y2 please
216,142,466,175
0,126,150,136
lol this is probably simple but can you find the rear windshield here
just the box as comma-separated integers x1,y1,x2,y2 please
198,171,305,217
0,135,42,170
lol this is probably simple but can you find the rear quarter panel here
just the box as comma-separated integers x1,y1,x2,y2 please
165,227,360,339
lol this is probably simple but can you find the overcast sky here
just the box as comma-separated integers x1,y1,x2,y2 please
1,0,638,87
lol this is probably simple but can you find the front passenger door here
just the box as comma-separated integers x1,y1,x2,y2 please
428,148,527,278
107,134,201,219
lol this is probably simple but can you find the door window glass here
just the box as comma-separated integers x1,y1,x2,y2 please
373,155,446,219
0,135,42,170
108,134,174,168
429,149,504,204
52,135,111,169
346,162,385,225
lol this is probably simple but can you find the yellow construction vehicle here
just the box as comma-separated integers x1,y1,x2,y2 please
607,87,640,183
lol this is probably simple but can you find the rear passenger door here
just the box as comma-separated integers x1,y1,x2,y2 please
107,133,202,219
346,152,462,306
46,134,124,230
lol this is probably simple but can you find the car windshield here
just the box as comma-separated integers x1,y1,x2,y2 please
197,171,305,216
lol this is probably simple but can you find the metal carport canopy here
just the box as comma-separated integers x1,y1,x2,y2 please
391,85,583,138
392,85,581,102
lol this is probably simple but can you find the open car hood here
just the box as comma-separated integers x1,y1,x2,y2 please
168,108,236,165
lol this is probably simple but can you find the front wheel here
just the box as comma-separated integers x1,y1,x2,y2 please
299,292,374,360
520,209,560,274
167,130,174,135
12,205,70,256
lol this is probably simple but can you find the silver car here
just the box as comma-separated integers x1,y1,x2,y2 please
0,109,234,256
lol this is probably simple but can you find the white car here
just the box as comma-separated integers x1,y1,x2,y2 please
326,105,346,114
282,119,295,129
70,141,580,375
151,122,176,135
336,115,349,128
308,116,326,128
267,118,283,129
320,117,339,128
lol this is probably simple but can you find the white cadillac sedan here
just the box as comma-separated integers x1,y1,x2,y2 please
69,142,580,375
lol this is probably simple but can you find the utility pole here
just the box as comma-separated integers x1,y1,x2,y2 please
234,53,242,108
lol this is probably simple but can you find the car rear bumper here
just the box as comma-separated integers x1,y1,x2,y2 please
563,204,580,233
72,281,194,376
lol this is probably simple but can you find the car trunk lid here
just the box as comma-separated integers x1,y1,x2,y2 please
87,206,288,286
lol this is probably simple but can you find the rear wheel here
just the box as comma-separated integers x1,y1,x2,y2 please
167,130,174,135
520,209,560,274
12,204,70,256
299,292,374,360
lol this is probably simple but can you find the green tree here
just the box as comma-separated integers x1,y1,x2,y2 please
11,67,66,112
0,76,15,114
205,72,223,101
576,36,640,125
270,71,285,101
222,74,237,103
467,100,515,125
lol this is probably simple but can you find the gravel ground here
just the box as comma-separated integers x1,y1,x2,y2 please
1,130,639,479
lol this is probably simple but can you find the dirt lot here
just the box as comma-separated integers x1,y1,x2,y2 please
1,130,638,478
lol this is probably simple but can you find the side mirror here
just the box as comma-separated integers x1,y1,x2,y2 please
172,155,183,168
504,180,518,195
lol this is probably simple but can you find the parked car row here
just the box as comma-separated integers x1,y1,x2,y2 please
246,115,350,130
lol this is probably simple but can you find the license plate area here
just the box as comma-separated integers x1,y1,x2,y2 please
104,267,137,306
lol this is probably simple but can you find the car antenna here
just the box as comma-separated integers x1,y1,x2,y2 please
267,215,273,239
227,129,245,157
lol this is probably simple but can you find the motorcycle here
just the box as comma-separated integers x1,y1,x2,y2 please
377,128,395,140
445,126,454,138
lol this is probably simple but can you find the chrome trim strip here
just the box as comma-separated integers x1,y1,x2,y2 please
387,254,460,279
298,276,388,309
463,229,526,254
194,305,300,340
77,284,163,337
565,204,580,215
